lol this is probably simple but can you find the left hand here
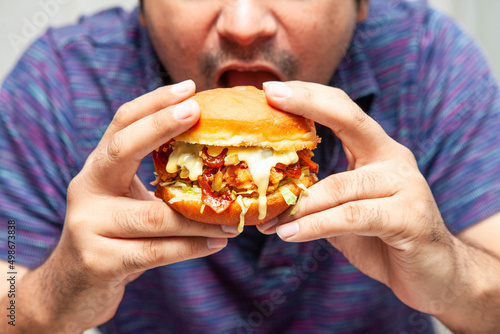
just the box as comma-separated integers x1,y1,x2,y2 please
259,81,457,315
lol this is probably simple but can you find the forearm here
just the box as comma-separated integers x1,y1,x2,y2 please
1,249,112,333
434,236,500,333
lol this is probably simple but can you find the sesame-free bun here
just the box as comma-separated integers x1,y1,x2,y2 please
155,174,317,225
174,86,319,151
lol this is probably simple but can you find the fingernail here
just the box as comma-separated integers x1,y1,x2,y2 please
221,224,240,235
207,238,228,249
276,222,299,240
263,81,292,99
170,79,194,95
260,218,278,232
173,99,198,120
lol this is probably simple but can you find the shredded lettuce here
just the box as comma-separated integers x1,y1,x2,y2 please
279,186,297,205
290,191,305,215
161,180,201,195
168,197,183,204
160,181,177,187
182,185,201,194
292,179,309,195
232,189,256,196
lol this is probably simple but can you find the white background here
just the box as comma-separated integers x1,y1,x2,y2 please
0,1,496,333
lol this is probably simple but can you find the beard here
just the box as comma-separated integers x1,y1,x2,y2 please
198,39,300,89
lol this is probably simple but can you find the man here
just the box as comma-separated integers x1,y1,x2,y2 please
1,0,500,332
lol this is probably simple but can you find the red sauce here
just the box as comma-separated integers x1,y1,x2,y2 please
275,162,301,179
152,142,173,175
200,147,228,168
200,168,234,213
298,150,319,174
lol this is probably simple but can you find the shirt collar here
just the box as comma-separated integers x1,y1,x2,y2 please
329,28,379,104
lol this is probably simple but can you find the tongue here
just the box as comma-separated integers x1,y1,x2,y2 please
221,70,279,89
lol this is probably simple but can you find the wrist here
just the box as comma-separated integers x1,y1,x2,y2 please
16,248,102,333
432,236,500,332
13,266,88,333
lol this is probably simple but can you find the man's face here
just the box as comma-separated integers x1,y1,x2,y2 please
141,0,368,91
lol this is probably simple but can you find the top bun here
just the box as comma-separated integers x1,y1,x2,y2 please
174,86,319,151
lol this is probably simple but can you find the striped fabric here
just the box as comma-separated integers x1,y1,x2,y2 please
1,1,499,333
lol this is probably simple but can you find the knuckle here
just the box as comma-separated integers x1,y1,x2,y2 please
113,102,132,128
77,245,113,279
324,175,349,200
142,239,163,266
413,170,429,186
122,254,146,272
143,205,166,232
409,200,432,220
350,104,368,129
79,250,99,274
176,238,200,262
396,145,418,167
88,146,106,171
365,206,385,234
302,86,314,104
332,87,350,101
151,108,166,134
114,209,140,234
307,215,327,236
343,202,363,225
399,145,415,160
107,133,124,164
355,170,376,196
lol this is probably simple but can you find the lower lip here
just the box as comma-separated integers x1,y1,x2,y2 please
218,70,280,89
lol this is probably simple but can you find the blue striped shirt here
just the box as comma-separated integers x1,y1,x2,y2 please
1,1,500,333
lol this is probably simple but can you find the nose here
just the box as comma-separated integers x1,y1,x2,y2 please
216,0,278,46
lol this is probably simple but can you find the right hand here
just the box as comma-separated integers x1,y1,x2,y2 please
44,80,238,332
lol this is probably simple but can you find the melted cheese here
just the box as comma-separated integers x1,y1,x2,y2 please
227,147,298,219
236,195,253,233
166,144,204,181
166,143,298,220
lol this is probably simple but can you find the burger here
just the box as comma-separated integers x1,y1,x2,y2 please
152,86,319,232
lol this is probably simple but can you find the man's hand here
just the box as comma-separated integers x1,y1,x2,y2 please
12,80,237,333
258,81,500,332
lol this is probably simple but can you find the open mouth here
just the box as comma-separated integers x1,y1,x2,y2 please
217,69,281,89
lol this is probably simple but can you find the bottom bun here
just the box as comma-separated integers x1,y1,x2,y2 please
155,175,317,226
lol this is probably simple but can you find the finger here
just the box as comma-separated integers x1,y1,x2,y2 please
96,198,240,239
100,80,196,144
91,98,200,192
256,217,279,235
108,236,228,275
149,191,163,202
275,198,401,242
263,81,398,163
130,174,156,201
342,143,355,171
278,162,402,225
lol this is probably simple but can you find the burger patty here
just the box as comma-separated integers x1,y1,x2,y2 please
155,160,286,195
152,141,318,213
154,145,316,194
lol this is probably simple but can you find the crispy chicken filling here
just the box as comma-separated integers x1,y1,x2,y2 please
153,141,318,214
